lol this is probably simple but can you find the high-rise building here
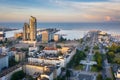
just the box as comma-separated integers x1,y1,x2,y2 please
23,16,37,43
23,23,29,41
41,31,49,43
29,16,37,41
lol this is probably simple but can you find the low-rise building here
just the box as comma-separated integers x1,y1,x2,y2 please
14,32,23,39
28,47,76,67
114,68,120,79
29,46,38,56
23,63,61,80
54,34,61,42
1,46,9,53
0,31,5,41
28,57,65,67
58,46,70,54
15,52,26,62
43,47,58,54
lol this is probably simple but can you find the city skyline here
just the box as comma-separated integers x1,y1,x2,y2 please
0,0,120,22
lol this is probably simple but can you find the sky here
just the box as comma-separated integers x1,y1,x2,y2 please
0,0,120,22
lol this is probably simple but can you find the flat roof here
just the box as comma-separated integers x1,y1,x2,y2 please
25,62,57,75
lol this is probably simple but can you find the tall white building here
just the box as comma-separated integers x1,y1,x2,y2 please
0,55,8,71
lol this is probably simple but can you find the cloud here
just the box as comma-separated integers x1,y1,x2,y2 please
109,0,120,2
50,0,120,21
0,0,120,22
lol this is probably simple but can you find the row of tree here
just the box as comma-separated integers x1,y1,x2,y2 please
94,51,102,71
107,43,120,64
67,49,86,68
97,74,112,80
11,70,25,80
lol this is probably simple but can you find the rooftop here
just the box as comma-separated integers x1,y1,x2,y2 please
44,47,57,50
26,62,57,75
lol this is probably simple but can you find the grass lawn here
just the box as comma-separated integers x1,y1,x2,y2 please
91,65,99,72
92,56,96,61
74,64,84,70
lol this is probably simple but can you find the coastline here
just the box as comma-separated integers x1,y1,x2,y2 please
5,28,120,40
0,27,18,32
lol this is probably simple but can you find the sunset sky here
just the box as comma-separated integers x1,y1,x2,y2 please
0,0,120,22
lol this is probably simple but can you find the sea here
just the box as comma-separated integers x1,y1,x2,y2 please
0,22,120,40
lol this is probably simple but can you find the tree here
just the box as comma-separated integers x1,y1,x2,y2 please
67,49,86,68
108,52,115,58
105,78,112,80
59,37,66,42
84,46,89,52
94,52,102,71
20,48,28,52
94,45,99,50
9,57,18,67
5,38,8,42
39,45,45,51
11,70,25,80
56,45,62,49
108,43,118,52
116,46,120,53
79,38,83,43
0,40,3,44
113,57,120,64
66,69,71,80
96,74,103,80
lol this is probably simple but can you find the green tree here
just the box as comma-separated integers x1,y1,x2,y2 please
113,57,120,64
20,48,28,52
108,43,118,52
56,45,62,49
67,49,86,68
9,57,18,67
108,52,115,58
96,74,103,80
79,38,83,44
94,45,99,50
84,46,89,52
59,37,66,42
105,78,112,80
11,70,25,80
94,52,102,71
66,69,71,80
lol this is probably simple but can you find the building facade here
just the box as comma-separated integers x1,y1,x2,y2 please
0,31,5,41
41,31,49,43
54,34,60,42
23,16,37,43
15,52,26,62
0,55,8,71
14,32,23,39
